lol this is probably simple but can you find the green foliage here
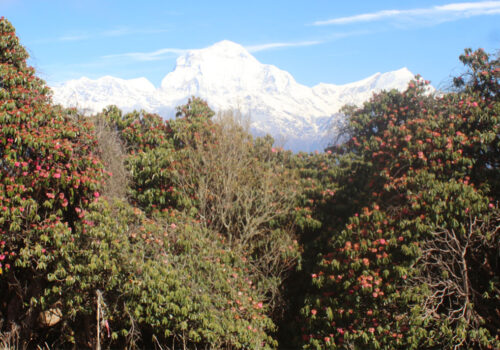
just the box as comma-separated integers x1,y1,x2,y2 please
97,107,182,212
65,199,276,349
170,111,300,301
0,17,106,343
294,49,499,349
0,19,284,348
94,98,302,346
2,16,498,350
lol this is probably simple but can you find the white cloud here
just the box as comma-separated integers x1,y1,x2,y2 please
101,28,131,37
102,40,323,62
101,27,170,37
102,47,187,61
313,1,500,26
58,34,90,42
52,27,169,43
245,40,323,53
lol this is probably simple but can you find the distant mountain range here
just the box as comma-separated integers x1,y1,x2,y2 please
51,40,416,151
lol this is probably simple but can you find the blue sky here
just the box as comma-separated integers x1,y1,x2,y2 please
2,0,499,89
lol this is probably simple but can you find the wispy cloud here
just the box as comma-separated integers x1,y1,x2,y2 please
58,34,90,42
325,30,374,40
313,1,500,26
102,40,324,62
102,47,187,61
101,27,170,37
101,28,132,37
47,27,169,43
245,40,322,53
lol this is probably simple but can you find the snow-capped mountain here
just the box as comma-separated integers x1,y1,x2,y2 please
52,40,416,151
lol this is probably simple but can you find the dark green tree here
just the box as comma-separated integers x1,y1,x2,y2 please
295,49,499,349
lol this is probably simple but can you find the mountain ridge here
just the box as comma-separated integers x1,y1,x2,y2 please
51,40,416,151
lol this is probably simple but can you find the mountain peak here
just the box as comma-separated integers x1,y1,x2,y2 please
52,40,420,152
206,40,249,54
160,40,261,92
174,40,256,66
396,67,412,75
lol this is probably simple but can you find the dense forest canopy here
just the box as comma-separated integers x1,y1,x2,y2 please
0,17,498,349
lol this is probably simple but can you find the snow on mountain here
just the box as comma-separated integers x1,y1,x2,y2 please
52,76,158,113
51,40,416,151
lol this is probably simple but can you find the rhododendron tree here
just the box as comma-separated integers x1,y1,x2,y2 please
0,17,107,343
99,101,301,312
294,49,499,349
65,200,277,349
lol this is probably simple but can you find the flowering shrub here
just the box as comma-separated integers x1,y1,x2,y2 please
63,199,276,348
0,17,106,343
99,101,301,313
297,49,499,349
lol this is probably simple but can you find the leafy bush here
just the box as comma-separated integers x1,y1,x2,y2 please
99,101,301,313
170,110,300,308
296,49,499,349
64,199,277,349
0,17,106,343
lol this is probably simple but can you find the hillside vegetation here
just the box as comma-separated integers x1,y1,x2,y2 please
0,18,498,349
